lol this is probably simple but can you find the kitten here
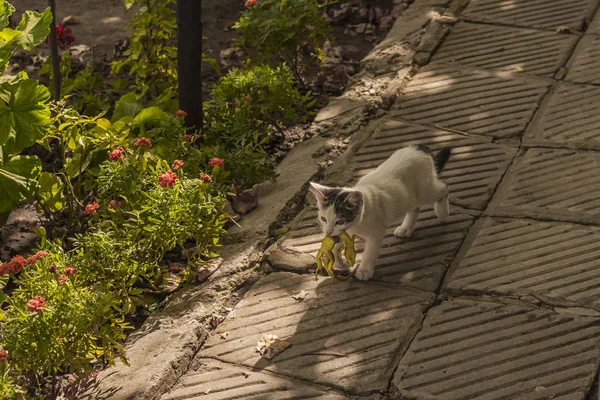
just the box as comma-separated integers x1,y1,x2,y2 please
309,145,451,281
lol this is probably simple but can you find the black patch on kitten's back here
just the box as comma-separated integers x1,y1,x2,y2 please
413,144,433,156
412,144,451,174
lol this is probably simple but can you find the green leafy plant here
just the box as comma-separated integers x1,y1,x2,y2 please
112,0,178,109
0,1,52,225
203,64,315,188
234,0,333,82
0,246,129,396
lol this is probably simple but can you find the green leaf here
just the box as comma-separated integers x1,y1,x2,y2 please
132,106,169,129
37,172,65,212
15,7,52,50
0,79,51,155
0,1,16,30
124,0,136,10
0,155,41,213
112,92,143,123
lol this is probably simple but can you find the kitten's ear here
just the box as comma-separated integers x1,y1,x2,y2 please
346,190,363,208
308,182,328,204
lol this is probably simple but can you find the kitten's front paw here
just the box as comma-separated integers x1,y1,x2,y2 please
394,225,414,238
354,263,375,281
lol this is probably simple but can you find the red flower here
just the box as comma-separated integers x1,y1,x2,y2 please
158,171,177,187
48,264,57,273
134,137,152,148
26,250,50,265
245,0,256,7
108,199,124,209
45,23,75,49
243,95,252,102
64,265,77,276
109,147,125,161
168,264,181,272
3,255,27,274
200,173,213,183
182,134,194,142
174,109,188,118
233,101,241,108
84,202,99,215
58,275,68,285
171,160,184,170
26,296,46,312
0,349,8,362
208,158,224,167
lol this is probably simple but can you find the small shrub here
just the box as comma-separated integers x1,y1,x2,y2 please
234,0,333,81
203,64,315,188
111,0,178,109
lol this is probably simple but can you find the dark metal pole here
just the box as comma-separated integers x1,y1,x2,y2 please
48,0,61,100
177,0,203,131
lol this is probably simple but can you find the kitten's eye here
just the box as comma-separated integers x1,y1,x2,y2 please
336,220,345,225
320,217,327,223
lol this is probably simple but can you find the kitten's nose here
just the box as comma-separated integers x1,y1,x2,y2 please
326,228,333,235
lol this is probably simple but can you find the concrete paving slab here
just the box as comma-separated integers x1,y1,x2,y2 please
462,0,597,31
353,119,517,210
390,65,551,139
162,359,348,400
200,272,433,394
524,82,600,150
431,22,578,78
565,35,600,84
445,217,600,310
393,299,600,400
281,207,474,292
487,148,600,224
589,8,600,35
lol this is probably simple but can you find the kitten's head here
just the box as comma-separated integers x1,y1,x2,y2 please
308,182,363,236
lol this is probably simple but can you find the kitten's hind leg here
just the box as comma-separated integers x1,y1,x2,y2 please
434,182,449,220
394,207,420,238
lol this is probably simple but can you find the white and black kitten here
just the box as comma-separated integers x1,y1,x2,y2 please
309,145,451,281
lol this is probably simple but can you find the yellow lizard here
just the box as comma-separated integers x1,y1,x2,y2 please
315,232,359,281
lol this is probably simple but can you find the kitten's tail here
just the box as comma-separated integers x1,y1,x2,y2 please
434,147,451,173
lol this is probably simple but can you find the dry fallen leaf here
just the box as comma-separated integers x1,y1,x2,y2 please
292,290,309,301
256,334,292,360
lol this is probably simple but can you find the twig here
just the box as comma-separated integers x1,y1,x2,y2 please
433,125,470,136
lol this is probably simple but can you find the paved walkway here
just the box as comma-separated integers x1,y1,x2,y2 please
163,1,600,399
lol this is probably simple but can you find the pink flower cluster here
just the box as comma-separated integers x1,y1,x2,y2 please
159,171,177,187
200,173,213,183
109,147,125,161
134,137,152,148
0,251,50,276
208,158,224,167
84,202,99,215
27,296,46,312
64,265,78,276
171,160,184,170
108,199,125,209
